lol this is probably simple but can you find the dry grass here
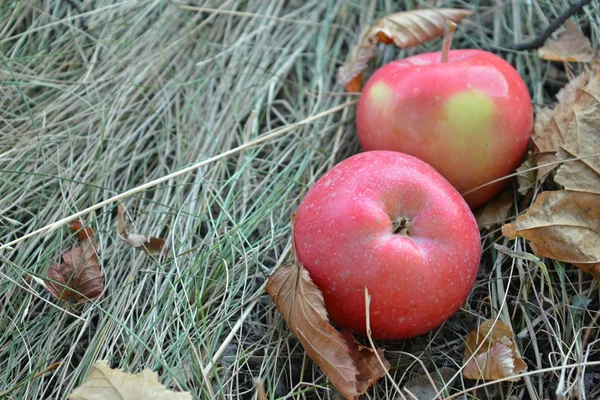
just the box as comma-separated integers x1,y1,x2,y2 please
1,0,599,399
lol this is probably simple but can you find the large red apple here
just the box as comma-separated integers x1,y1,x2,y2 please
294,151,481,339
356,49,533,209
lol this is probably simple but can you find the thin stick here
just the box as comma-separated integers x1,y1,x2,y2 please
0,101,356,252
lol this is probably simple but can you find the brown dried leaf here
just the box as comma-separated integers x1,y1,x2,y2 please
538,20,594,63
341,330,390,394
475,191,513,229
117,204,166,256
266,262,359,398
462,320,527,381
515,159,537,196
337,8,473,90
531,72,589,181
502,191,600,280
45,239,103,303
553,90,600,194
68,360,192,400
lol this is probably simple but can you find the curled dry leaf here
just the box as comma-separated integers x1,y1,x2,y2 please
341,330,390,394
475,191,513,229
45,239,103,303
68,360,192,400
538,20,594,63
117,204,166,256
337,8,473,91
462,319,527,382
502,190,600,281
266,262,359,398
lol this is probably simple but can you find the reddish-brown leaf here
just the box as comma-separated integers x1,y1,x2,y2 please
337,9,472,91
117,204,166,256
538,20,594,63
69,220,95,242
341,330,390,395
462,320,527,381
266,262,359,398
45,239,103,303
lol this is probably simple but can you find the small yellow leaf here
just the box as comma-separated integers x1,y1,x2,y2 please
68,360,192,400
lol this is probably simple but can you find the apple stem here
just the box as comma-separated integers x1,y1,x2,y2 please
441,21,457,63
392,216,411,236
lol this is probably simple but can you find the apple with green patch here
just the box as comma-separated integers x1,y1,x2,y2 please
356,39,533,208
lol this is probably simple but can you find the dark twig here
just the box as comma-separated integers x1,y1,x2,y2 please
508,0,592,51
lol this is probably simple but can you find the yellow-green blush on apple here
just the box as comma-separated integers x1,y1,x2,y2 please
368,81,394,107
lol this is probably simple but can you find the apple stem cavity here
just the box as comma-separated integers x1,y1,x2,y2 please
392,216,411,236
440,21,457,63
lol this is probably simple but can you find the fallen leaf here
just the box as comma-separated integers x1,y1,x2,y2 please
45,239,103,303
538,20,594,63
266,262,359,398
341,330,390,394
462,320,527,381
69,220,95,242
531,72,588,181
502,190,600,280
515,159,537,196
475,191,513,229
403,368,457,400
117,204,166,256
337,8,472,91
68,360,192,400
553,101,600,194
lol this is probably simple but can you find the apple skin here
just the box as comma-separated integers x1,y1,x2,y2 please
294,151,481,340
356,49,533,209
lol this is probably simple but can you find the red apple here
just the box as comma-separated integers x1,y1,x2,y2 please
356,49,533,209
294,151,481,339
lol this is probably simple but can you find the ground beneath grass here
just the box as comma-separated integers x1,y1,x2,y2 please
1,1,600,399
